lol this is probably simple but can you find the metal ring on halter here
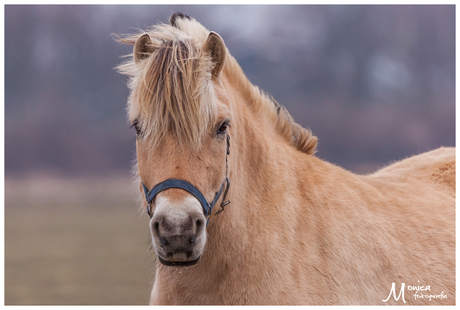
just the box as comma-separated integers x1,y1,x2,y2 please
215,177,230,215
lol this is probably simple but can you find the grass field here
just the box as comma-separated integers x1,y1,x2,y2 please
5,176,155,305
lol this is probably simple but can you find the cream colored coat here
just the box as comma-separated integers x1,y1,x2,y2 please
117,13,455,305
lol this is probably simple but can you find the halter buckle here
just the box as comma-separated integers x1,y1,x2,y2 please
215,177,231,215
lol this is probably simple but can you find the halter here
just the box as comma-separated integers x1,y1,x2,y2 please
142,134,231,225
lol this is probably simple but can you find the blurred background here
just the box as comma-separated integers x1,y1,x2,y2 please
4,5,455,305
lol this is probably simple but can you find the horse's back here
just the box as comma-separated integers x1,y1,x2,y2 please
370,146,455,193
354,147,455,304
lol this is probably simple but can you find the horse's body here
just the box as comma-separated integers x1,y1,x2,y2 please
117,13,455,305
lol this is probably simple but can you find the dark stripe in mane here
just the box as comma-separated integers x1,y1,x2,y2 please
271,95,317,155
170,12,191,28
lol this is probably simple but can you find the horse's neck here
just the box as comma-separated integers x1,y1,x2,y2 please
204,76,311,260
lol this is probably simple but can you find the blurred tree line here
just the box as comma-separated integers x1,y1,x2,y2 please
5,5,455,176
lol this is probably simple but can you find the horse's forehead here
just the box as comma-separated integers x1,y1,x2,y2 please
139,132,214,160
214,83,233,116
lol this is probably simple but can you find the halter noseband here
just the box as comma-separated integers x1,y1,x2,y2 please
142,134,231,225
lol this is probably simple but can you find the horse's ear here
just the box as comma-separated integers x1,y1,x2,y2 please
203,32,226,78
134,33,154,64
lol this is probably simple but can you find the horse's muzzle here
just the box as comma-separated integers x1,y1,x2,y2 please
151,208,206,266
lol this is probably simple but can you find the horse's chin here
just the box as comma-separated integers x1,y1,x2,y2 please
158,256,201,267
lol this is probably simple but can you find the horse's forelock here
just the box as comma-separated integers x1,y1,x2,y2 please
120,22,217,150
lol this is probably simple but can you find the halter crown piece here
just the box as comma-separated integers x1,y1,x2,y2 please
142,134,231,226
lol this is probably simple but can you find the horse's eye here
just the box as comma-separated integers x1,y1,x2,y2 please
131,120,141,135
217,121,229,135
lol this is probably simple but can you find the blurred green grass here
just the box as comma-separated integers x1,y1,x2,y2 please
5,176,154,305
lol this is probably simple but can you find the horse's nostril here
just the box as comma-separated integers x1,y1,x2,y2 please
196,219,202,227
154,221,159,231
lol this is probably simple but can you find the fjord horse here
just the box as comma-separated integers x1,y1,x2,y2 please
116,13,455,305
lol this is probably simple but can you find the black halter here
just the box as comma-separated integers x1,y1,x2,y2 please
142,134,231,225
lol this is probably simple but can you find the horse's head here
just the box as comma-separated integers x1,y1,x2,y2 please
117,13,318,267
118,13,232,266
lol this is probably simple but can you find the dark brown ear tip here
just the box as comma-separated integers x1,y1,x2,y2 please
207,32,221,47
169,12,192,28
138,33,150,43
134,33,154,63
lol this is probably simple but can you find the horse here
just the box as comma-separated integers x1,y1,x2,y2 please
115,13,455,305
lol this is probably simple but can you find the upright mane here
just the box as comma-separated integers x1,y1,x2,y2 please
116,13,317,154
